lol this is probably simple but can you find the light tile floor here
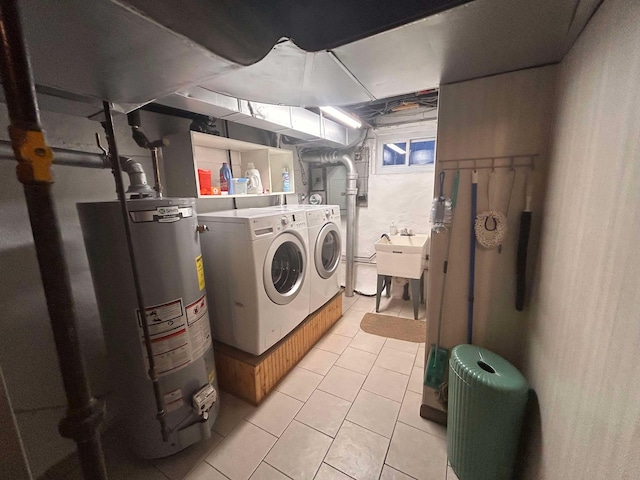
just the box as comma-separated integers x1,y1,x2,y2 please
61,293,456,480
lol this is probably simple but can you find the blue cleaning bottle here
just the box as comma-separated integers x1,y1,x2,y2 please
220,162,233,194
282,167,291,192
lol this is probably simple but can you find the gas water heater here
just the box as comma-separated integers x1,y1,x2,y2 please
78,197,219,458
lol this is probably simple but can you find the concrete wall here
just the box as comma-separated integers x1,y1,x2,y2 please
426,65,557,369
521,1,640,477
0,106,284,477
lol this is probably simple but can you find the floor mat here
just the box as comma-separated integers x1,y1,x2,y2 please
360,312,425,342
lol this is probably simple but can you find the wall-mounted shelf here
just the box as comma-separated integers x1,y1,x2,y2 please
211,192,286,199
162,131,295,198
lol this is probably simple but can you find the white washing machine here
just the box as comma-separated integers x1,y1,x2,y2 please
198,208,310,355
254,205,342,313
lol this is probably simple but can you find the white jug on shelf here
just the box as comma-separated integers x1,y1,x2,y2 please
245,162,263,194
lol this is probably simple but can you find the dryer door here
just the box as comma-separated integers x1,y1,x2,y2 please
315,222,341,279
264,232,307,305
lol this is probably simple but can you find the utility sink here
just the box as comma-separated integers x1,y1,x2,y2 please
375,234,430,279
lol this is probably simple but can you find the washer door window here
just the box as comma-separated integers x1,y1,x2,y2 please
315,223,341,279
264,232,306,305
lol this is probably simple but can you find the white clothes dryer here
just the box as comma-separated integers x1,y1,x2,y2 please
198,208,310,355
253,205,342,314
305,206,342,312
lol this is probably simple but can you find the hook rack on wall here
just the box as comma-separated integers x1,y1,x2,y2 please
438,154,538,171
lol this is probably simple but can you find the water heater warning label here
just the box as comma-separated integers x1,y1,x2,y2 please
138,299,184,336
137,296,211,377
186,295,212,360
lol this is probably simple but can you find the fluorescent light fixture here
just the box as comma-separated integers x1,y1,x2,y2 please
320,106,362,129
386,143,406,155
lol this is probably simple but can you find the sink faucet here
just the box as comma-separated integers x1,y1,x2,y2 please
400,228,414,236
380,233,391,242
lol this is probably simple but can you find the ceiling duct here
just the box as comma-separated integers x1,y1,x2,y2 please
156,88,358,147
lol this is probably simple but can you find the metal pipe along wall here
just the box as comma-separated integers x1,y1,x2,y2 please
302,150,358,297
1,140,155,196
0,140,109,168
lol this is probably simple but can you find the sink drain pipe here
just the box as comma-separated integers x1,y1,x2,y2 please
303,151,358,297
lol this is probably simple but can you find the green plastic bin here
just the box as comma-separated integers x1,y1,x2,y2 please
448,345,529,480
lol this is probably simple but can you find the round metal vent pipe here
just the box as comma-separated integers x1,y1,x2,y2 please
303,150,358,297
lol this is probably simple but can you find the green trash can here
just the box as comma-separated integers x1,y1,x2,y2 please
448,345,529,480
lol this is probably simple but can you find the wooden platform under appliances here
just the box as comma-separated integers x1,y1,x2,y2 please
213,292,342,405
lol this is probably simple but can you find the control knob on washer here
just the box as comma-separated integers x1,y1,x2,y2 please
281,216,290,226
325,209,330,218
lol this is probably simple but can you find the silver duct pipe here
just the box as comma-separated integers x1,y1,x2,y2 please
119,156,155,196
303,150,358,297
0,140,154,196
343,155,358,298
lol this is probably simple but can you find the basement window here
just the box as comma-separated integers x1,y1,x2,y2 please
409,139,435,165
377,136,436,174
382,142,407,165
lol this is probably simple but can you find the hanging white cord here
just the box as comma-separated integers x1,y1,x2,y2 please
475,170,507,248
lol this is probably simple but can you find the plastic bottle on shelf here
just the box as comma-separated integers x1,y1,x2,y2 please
220,162,232,194
245,162,263,194
282,167,291,192
390,221,398,235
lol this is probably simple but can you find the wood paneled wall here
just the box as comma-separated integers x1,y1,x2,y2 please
426,65,557,367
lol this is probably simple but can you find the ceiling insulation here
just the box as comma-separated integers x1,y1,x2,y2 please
9,0,601,116
191,0,600,106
